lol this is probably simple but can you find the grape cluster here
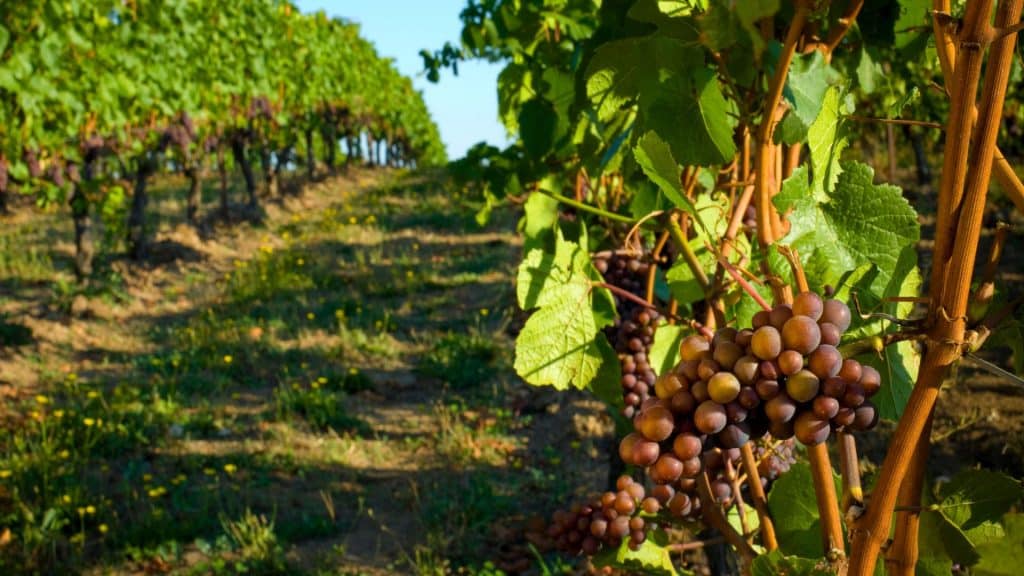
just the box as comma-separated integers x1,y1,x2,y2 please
620,429,796,522
23,149,42,179
593,252,661,418
624,293,879,459
542,475,660,555
248,95,273,120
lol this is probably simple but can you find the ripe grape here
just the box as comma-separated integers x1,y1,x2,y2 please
793,291,824,320
812,396,841,420
782,316,822,354
695,401,728,434
637,404,675,441
794,411,831,445
838,358,863,383
680,335,711,362
786,370,821,403
850,402,878,431
765,394,797,423
807,345,842,379
751,326,782,360
821,299,852,332
673,433,703,460
655,373,685,399
769,304,794,329
713,341,744,369
708,372,741,403
778,349,805,376
860,365,882,397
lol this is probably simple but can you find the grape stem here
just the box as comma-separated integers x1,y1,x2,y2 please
666,536,725,552
807,443,846,561
740,443,778,551
667,213,711,295
535,187,639,225
837,432,864,511
886,414,933,576
696,469,756,564
725,459,752,540
848,1,1023,573
716,253,771,311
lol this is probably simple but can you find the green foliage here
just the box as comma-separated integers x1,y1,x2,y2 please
767,462,843,559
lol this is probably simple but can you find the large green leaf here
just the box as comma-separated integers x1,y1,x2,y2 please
767,461,843,559
806,86,850,198
518,97,559,160
586,36,736,166
975,514,1024,575
515,233,616,390
648,324,687,377
751,550,834,576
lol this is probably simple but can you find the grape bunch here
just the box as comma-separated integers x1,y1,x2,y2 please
593,252,662,418
620,429,796,521
541,475,661,555
623,292,879,461
23,148,42,179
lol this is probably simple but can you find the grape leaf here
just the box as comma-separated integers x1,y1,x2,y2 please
634,131,696,215
975,514,1024,575
518,97,559,160
767,461,843,559
591,335,626,413
938,469,1024,531
592,528,680,575
649,324,687,376
515,233,616,391
782,51,836,145
806,86,849,198
586,36,737,165
521,190,559,250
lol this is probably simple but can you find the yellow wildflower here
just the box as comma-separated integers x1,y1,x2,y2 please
223,355,233,364
83,418,96,427
98,524,109,534
223,463,237,475
35,395,50,405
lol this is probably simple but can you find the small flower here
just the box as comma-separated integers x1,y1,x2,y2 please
479,308,489,317
62,494,72,504
296,258,305,266
306,312,315,320
86,505,96,515
87,391,100,399
317,376,328,385
0,470,12,479
223,463,237,475
53,410,65,419
223,355,233,364
83,418,96,427
35,394,50,405
203,468,216,476
348,368,358,375
147,486,167,499
98,524,109,534
59,450,70,459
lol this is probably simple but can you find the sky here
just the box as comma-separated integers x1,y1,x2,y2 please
294,0,512,160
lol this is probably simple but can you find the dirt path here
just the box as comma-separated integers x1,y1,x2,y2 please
0,169,615,575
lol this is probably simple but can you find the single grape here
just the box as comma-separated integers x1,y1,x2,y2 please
712,327,738,347
808,345,842,379
616,475,634,491
651,484,675,504
782,316,822,355
735,329,754,348
590,518,608,538
778,349,805,376
793,291,824,320
691,380,710,403
717,423,751,449
769,304,794,329
838,358,863,383
695,401,728,434
794,411,831,445
625,482,645,501
851,401,878,431
755,378,781,400
737,387,761,409
680,335,710,362
654,454,684,483
725,401,748,423
632,440,660,466
769,419,795,440
629,516,645,532
609,516,630,539
842,381,866,408
713,341,744,370
669,389,698,414
833,407,856,428
654,373,685,399
822,376,847,398
668,492,692,517
681,456,703,478
637,404,675,441
614,492,636,515
619,433,642,464
821,299,852,332
697,357,720,381
819,322,841,347
812,395,841,420
752,310,771,329
641,497,661,514
734,355,760,385
759,360,781,380
786,369,821,403
673,433,703,460
860,365,882,397
708,372,742,404
751,326,783,360
765,394,797,423
677,360,700,381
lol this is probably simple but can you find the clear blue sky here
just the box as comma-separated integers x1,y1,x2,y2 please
294,0,512,160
